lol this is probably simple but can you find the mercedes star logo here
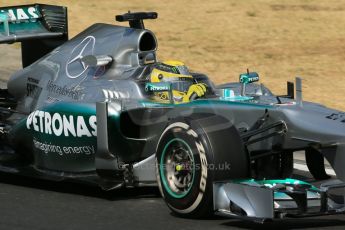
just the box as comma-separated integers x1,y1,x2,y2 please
65,36,96,79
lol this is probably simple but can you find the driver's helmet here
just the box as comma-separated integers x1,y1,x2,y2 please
150,60,194,102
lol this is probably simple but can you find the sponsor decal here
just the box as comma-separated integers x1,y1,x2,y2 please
33,138,95,156
186,128,208,193
195,141,207,193
145,82,171,92
239,73,260,84
326,112,345,121
47,80,82,100
46,96,61,104
0,6,40,22
65,36,96,79
26,110,97,137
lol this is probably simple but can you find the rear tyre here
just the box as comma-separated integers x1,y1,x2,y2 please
156,115,249,218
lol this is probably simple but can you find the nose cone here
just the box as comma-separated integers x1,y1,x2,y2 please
281,102,345,145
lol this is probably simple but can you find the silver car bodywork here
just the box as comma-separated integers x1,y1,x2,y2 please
1,4,345,222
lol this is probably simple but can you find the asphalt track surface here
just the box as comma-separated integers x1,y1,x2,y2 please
1,168,345,230
1,47,345,230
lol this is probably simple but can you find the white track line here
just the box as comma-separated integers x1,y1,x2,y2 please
294,163,336,176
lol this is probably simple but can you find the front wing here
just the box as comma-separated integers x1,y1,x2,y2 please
213,179,345,223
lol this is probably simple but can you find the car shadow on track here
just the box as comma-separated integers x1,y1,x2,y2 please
1,172,345,230
0,172,161,201
221,218,345,229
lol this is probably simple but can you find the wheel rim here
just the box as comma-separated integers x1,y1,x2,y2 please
160,138,195,199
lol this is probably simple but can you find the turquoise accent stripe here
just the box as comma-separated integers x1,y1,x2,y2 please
141,98,274,109
160,138,195,199
234,178,319,191
41,102,96,114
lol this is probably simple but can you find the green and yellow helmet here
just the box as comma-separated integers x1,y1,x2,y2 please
150,60,194,93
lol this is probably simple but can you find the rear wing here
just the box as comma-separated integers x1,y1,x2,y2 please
0,4,68,67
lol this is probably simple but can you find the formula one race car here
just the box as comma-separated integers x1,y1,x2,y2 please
1,4,345,223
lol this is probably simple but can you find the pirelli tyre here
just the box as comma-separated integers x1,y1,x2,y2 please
155,115,249,218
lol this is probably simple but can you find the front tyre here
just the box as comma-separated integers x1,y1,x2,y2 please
156,116,249,218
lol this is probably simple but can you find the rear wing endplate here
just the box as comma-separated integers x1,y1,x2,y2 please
0,4,68,67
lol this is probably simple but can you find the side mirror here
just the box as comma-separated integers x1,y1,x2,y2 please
239,72,259,96
0,13,10,36
239,72,260,84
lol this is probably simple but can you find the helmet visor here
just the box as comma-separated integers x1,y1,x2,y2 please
162,77,194,92
175,65,190,75
155,63,191,75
